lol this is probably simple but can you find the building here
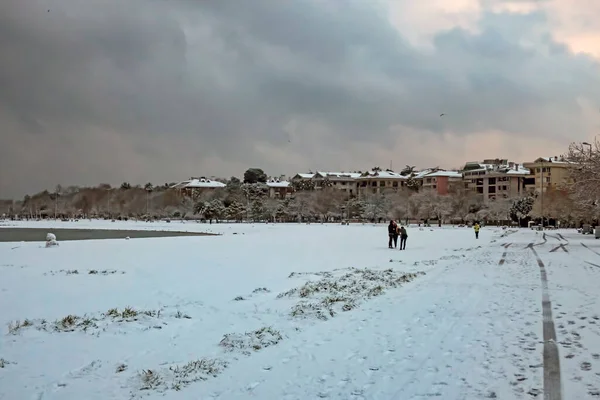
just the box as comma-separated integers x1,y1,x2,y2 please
290,171,361,195
461,159,529,202
356,169,407,195
522,156,572,194
266,178,293,198
419,170,463,195
170,177,226,196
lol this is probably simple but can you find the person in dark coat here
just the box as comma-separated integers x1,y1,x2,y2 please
388,220,398,248
399,226,408,250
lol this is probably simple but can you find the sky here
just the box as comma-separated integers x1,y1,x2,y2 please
1,0,599,198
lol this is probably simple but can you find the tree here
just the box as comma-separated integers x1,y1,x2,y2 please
120,182,131,190
362,193,389,222
288,192,315,222
483,197,513,224
249,198,266,221
194,199,225,223
510,196,534,226
291,179,315,191
429,193,453,226
311,189,346,221
243,168,268,184
388,196,408,223
144,183,153,192
406,176,420,192
400,165,416,176
566,140,600,221
225,200,246,222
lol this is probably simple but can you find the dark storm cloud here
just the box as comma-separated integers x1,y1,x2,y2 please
0,0,599,197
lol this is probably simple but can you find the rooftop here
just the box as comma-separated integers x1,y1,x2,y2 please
171,177,226,189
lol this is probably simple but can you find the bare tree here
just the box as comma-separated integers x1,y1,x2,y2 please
362,193,389,222
566,139,600,220
485,197,513,224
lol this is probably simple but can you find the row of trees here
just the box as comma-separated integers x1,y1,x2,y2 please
3,146,600,226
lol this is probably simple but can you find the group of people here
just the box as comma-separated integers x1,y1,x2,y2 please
387,220,408,250
387,221,481,249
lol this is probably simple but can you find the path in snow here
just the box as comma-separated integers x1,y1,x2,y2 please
196,231,548,399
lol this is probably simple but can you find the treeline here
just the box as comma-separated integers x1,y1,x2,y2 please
1,163,591,226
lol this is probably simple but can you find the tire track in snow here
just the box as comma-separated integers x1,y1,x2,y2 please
581,242,600,257
498,243,511,265
527,243,563,400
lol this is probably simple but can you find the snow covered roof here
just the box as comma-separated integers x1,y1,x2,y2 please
462,162,530,175
266,178,290,188
423,170,463,178
505,165,530,175
357,170,407,180
531,156,571,164
315,171,362,179
171,177,226,189
412,169,436,179
293,173,315,179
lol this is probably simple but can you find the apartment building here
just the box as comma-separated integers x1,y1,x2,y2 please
170,177,226,196
290,171,361,195
462,159,529,202
265,178,293,198
356,169,407,195
419,170,463,195
522,156,572,194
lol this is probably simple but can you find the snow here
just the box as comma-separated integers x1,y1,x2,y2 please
358,170,406,180
315,172,362,179
421,170,463,178
1,222,599,399
170,178,226,189
266,179,290,188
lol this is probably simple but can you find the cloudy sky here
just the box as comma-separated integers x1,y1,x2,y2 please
1,0,599,197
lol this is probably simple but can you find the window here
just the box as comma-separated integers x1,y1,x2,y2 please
476,187,484,194
488,177,496,184
502,185,507,190
371,181,376,187
380,181,385,187
488,186,496,194
392,182,398,187
476,179,483,185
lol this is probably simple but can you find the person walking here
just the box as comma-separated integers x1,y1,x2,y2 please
388,220,397,248
473,222,480,239
399,225,408,250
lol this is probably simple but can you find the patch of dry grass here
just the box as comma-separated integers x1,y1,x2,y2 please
6,306,171,335
278,268,425,320
45,269,125,276
219,327,283,355
136,358,227,393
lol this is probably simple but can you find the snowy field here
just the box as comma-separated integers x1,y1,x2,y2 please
1,222,600,399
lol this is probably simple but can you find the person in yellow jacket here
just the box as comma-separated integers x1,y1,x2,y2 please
473,222,480,239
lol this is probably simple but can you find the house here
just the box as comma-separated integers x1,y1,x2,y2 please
522,156,573,194
266,177,293,198
461,159,529,202
419,170,463,195
170,177,226,196
356,169,407,195
290,171,361,195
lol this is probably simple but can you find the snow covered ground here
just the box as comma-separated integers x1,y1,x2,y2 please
1,222,599,399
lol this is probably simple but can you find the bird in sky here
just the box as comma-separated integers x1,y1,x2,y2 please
440,113,445,117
